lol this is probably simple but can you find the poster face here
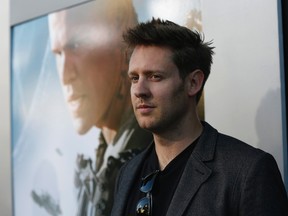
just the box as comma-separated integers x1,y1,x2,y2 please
11,0,202,215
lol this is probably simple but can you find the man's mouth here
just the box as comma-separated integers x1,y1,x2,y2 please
136,103,155,114
67,95,85,113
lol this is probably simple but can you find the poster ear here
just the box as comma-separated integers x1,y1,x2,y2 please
187,69,204,97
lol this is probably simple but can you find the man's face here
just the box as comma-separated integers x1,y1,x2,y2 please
48,12,124,135
128,45,191,133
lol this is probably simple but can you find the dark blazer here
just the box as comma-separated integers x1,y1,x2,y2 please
111,122,288,216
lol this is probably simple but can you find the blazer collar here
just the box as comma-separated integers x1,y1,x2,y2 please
193,121,218,162
166,121,218,216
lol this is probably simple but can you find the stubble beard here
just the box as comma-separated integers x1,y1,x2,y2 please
136,82,188,134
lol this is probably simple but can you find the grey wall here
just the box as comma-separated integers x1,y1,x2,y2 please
10,0,91,25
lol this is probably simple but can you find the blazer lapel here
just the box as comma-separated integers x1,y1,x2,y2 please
166,155,212,216
166,122,217,216
111,146,152,216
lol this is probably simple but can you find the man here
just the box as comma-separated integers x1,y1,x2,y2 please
48,1,152,215
111,18,288,216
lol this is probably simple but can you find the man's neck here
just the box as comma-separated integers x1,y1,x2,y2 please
102,127,118,144
153,119,203,170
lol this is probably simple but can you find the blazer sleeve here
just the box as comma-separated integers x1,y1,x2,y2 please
238,152,288,216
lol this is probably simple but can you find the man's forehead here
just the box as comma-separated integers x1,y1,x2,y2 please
49,12,122,46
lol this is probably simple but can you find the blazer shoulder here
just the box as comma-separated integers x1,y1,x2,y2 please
216,132,268,161
198,122,267,163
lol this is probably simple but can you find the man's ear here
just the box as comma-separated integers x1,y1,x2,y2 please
186,69,204,97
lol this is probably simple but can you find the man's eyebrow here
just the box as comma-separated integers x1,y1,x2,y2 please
128,70,166,79
127,70,137,76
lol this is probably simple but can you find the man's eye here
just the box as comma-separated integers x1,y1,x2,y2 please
66,42,80,51
129,76,139,83
150,74,162,81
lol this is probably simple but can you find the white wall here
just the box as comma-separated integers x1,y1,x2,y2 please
203,0,285,176
0,0,12,215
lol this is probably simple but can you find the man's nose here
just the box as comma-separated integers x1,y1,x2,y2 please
57,52,77,85
132,78,151,99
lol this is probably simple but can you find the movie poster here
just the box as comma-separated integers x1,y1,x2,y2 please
11,0,202,215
